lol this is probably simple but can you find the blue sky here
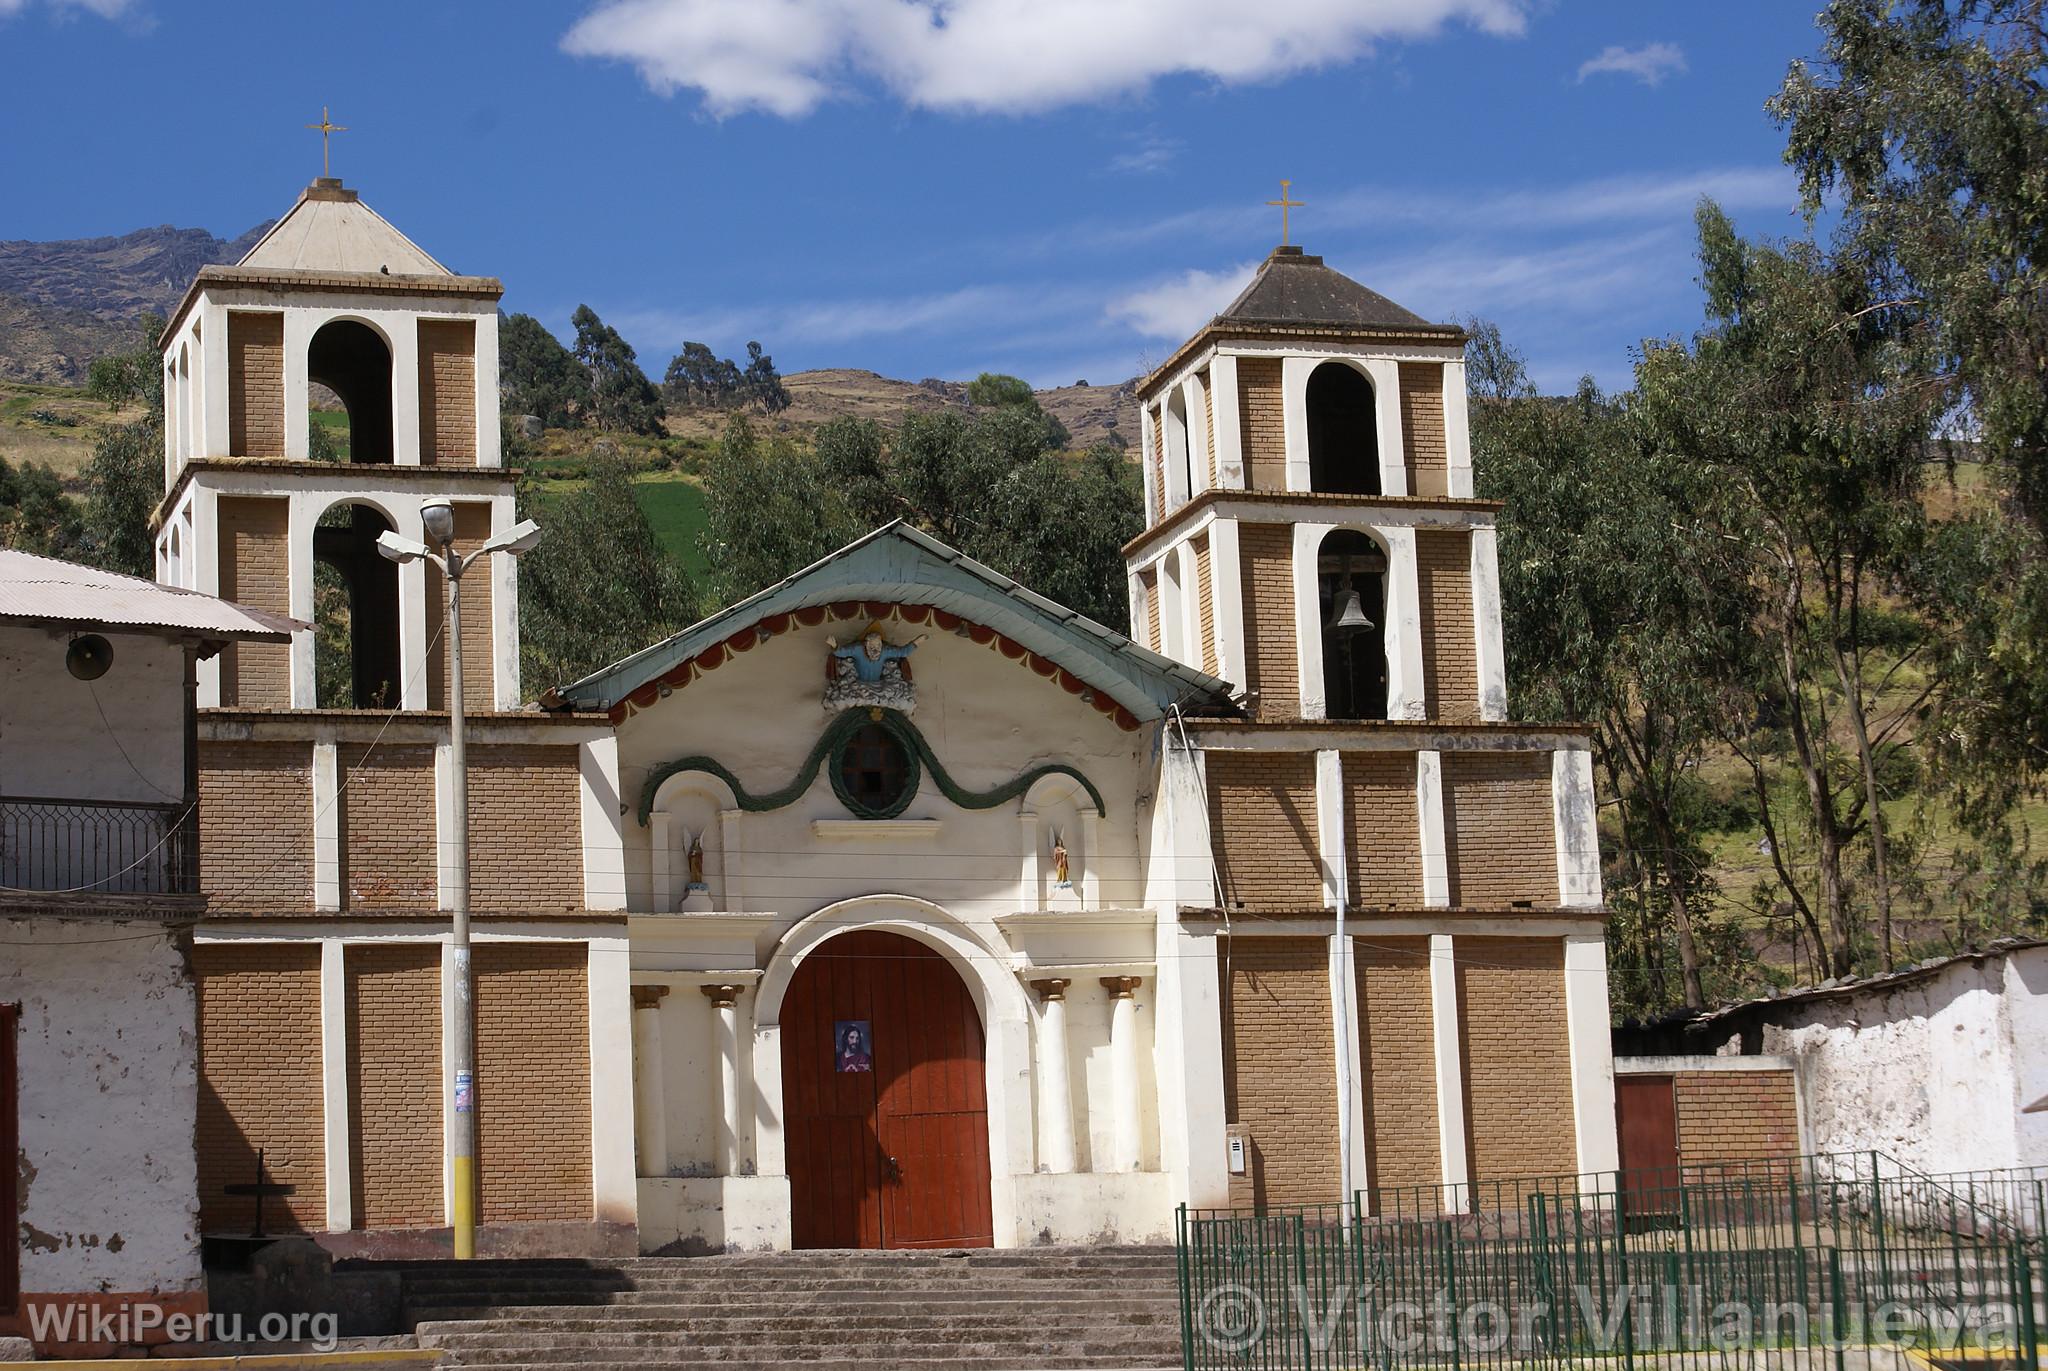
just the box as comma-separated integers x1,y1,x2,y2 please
0,1,1830,393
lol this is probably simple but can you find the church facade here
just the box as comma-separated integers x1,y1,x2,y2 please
160,180,1616,1257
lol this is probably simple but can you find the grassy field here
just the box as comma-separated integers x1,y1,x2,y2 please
526,468,715,587
0,380,141,480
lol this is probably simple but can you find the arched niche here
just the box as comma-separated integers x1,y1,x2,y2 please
310,498,402,707
1307,360,1381,495
308,318,395,465
1317,527,1390,720
1022,773,1093,909
648,770,734,911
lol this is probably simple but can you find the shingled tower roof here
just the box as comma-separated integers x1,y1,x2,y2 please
1216,245,1436,330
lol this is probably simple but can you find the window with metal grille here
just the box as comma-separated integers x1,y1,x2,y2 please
837,723,912,816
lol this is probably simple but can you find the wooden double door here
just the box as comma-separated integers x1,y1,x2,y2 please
782,931,994,1249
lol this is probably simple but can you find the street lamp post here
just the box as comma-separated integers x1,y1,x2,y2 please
379,501,540,1259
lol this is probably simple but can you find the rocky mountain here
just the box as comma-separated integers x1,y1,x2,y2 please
0,221,268,381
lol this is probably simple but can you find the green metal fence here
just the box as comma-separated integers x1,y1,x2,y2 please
1177,1154,2043,1371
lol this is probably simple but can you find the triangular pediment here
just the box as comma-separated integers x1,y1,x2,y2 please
236,179,451,277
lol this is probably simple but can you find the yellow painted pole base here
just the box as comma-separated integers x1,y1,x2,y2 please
452,1155,476,1260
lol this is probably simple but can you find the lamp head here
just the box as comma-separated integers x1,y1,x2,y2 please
420,499,456,546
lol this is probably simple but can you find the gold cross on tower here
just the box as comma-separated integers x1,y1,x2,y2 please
1265,179,1305,247
305,106,348,179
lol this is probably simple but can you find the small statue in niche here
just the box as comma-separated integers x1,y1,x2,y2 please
823,620,925,713
1050,830,1072,889
686,834,707,891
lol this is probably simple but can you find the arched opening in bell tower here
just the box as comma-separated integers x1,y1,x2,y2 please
308,320,395,465
1306,361,1380,495
1164,387,1194,507
1317,528,1389,720
313,501,403,708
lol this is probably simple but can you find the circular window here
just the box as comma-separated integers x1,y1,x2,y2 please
833,721,917,818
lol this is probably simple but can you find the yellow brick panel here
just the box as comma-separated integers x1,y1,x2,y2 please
199,740,313,911
1194,533,1218,676
216,495,291,708
1417,528,1478,722
476,943,592,1223
1675,1071,1800,1168
1343,752,1421,908
417,319,477,467
1200,369,1218,488
347,943,444,1229
341,743,438,910
1443,751,1554,907
424,502,496,712
228,311,285,459
1239,522,1298,718
1355,937,1440,1195
1221,937,1336,1208
469,745,584,911
194,943,326,1234
1207,751,1322,912
1457,937,1577,1186
1238,357,1286,492
1400,362,1448,497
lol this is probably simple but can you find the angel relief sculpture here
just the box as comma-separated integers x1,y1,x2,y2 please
823,620,926,713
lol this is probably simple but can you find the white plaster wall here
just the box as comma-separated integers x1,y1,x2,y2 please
3,918,202,1295
1715,948,2048,1174
1070,977,1160,1172
614,626,1152,919
0,627,185,803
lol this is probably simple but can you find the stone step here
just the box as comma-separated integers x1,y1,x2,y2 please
435,1361,1178,1371
433,1338,1180,1367
418,1309,1180,1339
409,1293,1176,1321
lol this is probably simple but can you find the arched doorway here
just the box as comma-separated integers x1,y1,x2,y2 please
1318,528,1390,719
1307,361,1380,494
308,319,394,464
781,930,993,1249
313,500,402,707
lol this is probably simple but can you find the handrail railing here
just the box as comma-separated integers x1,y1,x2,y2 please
0,794,196,897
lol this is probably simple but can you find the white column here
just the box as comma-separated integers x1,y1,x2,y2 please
1103,976,1143,1173
199,300,230,460
588,938,639,1225
434,744,458,910
282,308,311,461
391,318,422,467
754,1021,786,1178
579,737,628,911
474,309,503,469
1208,519,1246,687
1138,405,1158,519
703,984,744,1178
631,985,668,1178
1210,354,1245,489
1441,359,1473,499
1553,748,1602,907
286,491,317,708
1315,749,1344,909
1030,979,1076,1174
1416,751,1450,907
1173,540,1203,672
1365,358,1408,497
312,742,342,910
319,939,352,1231
1564,935,1621,1177
1382,526,1426,720
1428,934,1470,1198
1281,356,1315,491
1334,935,1371,1197
1291,522,1331,719
1471,526,1508,721
489,490,522,709
397,501,428,711
195,485,223,706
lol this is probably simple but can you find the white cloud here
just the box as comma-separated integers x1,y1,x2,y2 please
0,0,141,15
563,0,1533,117
1104,262,1256,339
1575,41,1686,87
1107,133,1183,176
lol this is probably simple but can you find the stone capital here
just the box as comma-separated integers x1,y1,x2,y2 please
1100,975,1142,1000
630,984,670,1010
1028,977,1071,1003
700,983,744,1010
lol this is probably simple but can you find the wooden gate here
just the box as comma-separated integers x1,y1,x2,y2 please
1614,1072,1681,1227
782,931,993,1249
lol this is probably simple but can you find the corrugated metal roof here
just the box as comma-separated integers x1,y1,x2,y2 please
548,521,1238,722
0,549,301,641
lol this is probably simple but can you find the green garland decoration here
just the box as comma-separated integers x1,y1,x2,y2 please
637,708,1106,825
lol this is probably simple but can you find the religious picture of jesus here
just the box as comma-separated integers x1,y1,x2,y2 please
834,1020,872,1073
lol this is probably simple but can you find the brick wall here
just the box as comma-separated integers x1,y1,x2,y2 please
1200,369,1217,487
346,943,443,1229
1150,405,1166,522
1442,751,1554,907
1194,534,1218,676
476,943,592,1223
193,943,325,1234
1400,363,1448,498
1674,1071,1800,1168
1417,529,1478,722
1457,937,1577,1184
1139,567,1160,652
217,496,292,707
341,743,438,910
417,319,477,466
200,740,313,910
1238,358,1286,492
1343,752,1421,907
1355,936,1439,1194
1207,752,1322,912
469,745,584,911
1239,522,1298,717
424,502,496,712
228,310,284,459
1220,937,1336,1208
